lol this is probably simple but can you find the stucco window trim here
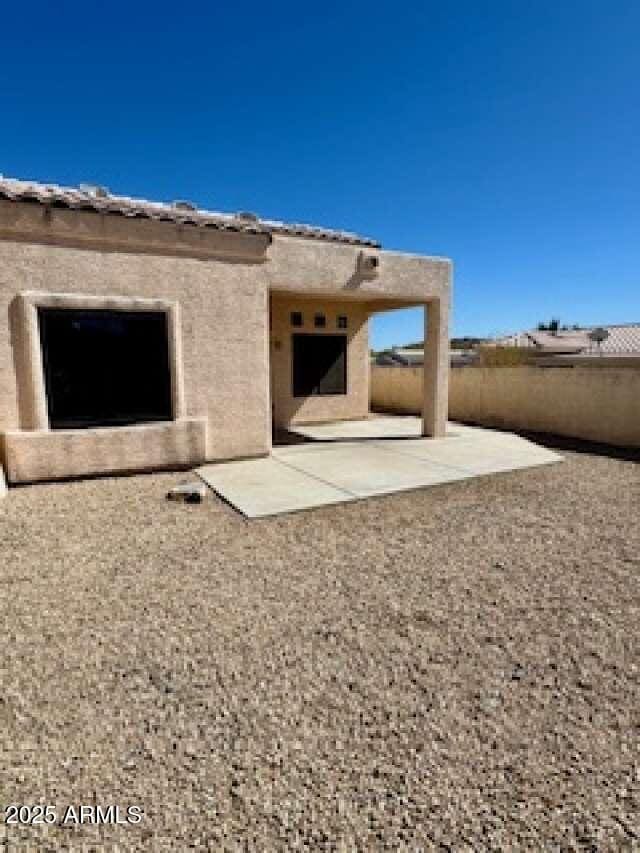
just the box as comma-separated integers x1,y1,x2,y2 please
15,291,186,431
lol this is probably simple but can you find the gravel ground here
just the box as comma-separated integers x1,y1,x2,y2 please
1,442,638,850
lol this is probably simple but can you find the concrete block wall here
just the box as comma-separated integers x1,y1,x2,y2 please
370,365,640,448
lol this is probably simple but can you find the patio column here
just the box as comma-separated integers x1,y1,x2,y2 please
422,297,449,437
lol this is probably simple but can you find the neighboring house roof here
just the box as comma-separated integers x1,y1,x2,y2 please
495,324,640,356
374,352,405,366
389,348,425,365
0,175,380,248
496,332,532,348
373,348,477,367
591,324,640,354
527,330,588,354
449,349,479,366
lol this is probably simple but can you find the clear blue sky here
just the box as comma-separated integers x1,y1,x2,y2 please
2,2,638,349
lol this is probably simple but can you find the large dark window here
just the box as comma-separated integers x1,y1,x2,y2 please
292,333,347,397
38,308,173,429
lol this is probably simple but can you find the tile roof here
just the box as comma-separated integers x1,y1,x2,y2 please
0,176,380,248
586,324,640,354
528,330,589,353
494,331,588,352
497,324,640,355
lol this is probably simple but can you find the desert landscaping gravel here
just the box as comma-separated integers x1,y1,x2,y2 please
1,441,638,850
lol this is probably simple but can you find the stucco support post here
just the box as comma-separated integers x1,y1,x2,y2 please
422,298,449,437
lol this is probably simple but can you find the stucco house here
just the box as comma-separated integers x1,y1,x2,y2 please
0,176,451,485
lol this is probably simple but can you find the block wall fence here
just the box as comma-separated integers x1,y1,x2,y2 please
371,365,640,449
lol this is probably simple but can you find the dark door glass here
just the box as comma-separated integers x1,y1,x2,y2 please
292,333,347,396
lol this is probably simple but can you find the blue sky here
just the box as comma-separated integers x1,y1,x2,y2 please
1,1,638,349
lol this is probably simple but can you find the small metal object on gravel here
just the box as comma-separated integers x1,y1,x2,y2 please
166,481,208,504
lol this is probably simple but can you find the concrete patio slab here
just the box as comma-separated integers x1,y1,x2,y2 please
275,443,469,498
377,436,561,474
287,416,539,443
196,456,352,518
289,415,432,441
196,420,563,518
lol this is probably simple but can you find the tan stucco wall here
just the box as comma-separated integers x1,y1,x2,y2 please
370,366,425,414
265,235,450,305
0,199,450,482
371,365,640,448
0,239,271,469
270,295,369,427
3,419,207,483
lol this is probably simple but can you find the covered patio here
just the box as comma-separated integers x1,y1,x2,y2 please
197,416,562,517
